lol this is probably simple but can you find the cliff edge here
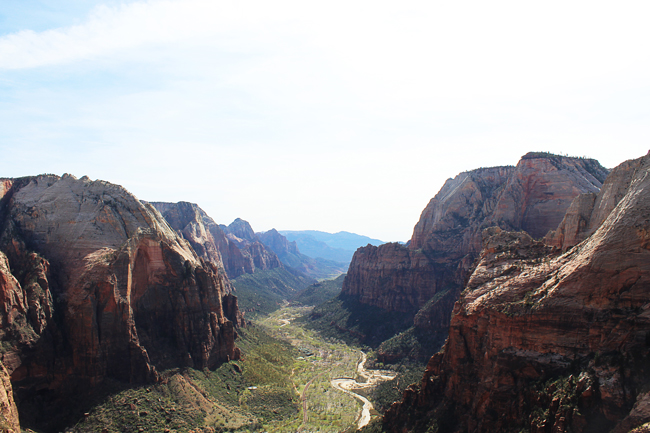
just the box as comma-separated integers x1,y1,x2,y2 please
385,152,650,432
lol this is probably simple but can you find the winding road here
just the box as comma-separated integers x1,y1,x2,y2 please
270,308,395,431
331,352,396,430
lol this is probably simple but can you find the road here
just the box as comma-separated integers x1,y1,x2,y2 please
331,352,396,430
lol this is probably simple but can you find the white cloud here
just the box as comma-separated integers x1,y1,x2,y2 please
1,0,649,240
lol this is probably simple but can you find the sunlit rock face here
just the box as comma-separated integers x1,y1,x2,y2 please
0,174,241,429
0,361,19,433
545,157,639,251
385,153,650,433
342,153,608,332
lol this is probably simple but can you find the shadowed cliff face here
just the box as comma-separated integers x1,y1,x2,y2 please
0,175,241,430
385,153,650,433
150,201,229,273
342,154,608,334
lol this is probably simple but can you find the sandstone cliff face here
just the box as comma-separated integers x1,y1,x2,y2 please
343,154,607,331
546,157,638,251
385,153,650,433
219,218,283,277
0,361,19,433
151,201,228,273
152,203,284,279
0,175,241,429
257,229,300,258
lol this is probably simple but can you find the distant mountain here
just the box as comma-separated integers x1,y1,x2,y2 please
279,230,385,263
257,229,347,280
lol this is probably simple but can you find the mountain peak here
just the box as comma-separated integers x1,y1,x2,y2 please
225,218,257,242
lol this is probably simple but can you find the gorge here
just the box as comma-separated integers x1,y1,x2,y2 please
1,150,650,433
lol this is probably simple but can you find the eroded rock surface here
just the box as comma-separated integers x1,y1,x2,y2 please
0,361,19,433
153,203,282,279
342,154,607,334
385,153,650,432
0,175,241,430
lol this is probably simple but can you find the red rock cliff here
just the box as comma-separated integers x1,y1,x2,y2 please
385,153,650,433
342,154,608,330
218,218,283,277
0,175,241,430
0,361,19,433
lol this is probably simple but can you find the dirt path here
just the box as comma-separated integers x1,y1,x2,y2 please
331,352,396,430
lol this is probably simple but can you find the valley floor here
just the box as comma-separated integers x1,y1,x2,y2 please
258,305,396,432
66,304,396,433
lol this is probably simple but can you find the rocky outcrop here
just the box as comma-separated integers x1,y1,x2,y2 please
222,218,257,243
151,201,228,273
546,157,638,251
257,229,300,258
219,218,282,277
152,204,282,279
343,243,444,314
0,361,19,433
385,153,650,432
343,154,607,333
0,175,241,430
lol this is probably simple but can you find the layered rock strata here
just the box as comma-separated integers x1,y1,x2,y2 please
385,153,650,432
343,154,608,332
219,218,283,277
153,204,282,279
0,175,241,429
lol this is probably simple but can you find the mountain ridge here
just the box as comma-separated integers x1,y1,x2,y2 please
280,230,385,263
336,153,608,353
0,175,241,431
384,151,650,432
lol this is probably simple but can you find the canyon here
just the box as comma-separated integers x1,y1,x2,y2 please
1,150,649,433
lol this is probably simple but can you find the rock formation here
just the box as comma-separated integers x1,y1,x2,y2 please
0,361,19,433
0,175,241,430
342,153,608,337
152,202,281,280
384,152,650,432
219,218,283,276
150,201,229,273
545,157,639,251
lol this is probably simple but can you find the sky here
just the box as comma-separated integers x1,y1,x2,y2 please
0,1,649,242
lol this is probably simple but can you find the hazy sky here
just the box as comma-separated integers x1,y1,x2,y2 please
1,0,649,242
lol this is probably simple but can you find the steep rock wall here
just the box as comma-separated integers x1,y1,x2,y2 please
342,154,607,330
153,202,283,279
385,153,650,433
0,361,19,433
0,175,241,430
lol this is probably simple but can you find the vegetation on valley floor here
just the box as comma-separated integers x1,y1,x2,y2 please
67,302,411,433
